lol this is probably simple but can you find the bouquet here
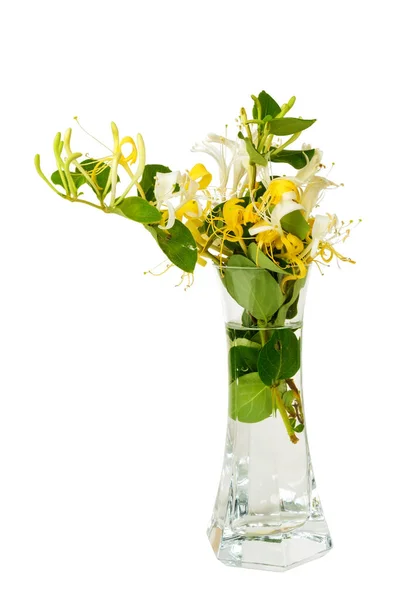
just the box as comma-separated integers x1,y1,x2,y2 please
35,91,357,444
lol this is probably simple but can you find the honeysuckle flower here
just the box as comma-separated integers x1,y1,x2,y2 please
192,133,247,194
300,213,356,265
262,178,301,206
294,148,324,184
186,163,212,191
35,90,356,284
155,170,182,229
109,123,146,207
243,201,262,224
155,164,212,230
222,197,245,239
308,214,331,257
301,176,338,218
249,197,308,286
155,171,182,205
249,198,305,239
258,165,271,190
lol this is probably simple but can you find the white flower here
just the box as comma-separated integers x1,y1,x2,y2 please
249,198,306,237
294,148,324,184
192,133,247,194
285,149,338,218
309,214,331,257
154,169,206,229
154,171,182,230
302,176,338,218
258,163,272,190
154,171,181,206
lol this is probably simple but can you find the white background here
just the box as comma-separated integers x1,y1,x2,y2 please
0,1,398,598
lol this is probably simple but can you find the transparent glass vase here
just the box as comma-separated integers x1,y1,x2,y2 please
208,265,332,571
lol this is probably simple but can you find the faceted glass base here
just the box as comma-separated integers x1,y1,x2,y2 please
207,413,333,571
208,513,332,571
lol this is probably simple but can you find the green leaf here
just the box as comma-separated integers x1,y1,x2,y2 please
268,118,316,136
286,294,300,320
51,170,86,191
280,210,310,240
238,132,267,166
270,148,315,169
153,220,198,273
294,424,304,433
113,196,162,224
248,242,288,275
229,372,273,423
258,328,300,386
144,224,158,241
250,332,262,345
224,255,284,320
229,345,260,381
242,310,254,328
139,164,171,201
252,91,281,120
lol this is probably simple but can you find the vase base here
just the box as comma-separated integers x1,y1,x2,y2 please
208,517,332,572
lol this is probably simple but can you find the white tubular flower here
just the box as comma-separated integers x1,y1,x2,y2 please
192,133,247,194
155,171,181,205
302,176,338,218
309,214,331,257
249,198,305,237
295,148,324,184
154,171,182,230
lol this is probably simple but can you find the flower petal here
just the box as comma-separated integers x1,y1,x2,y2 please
158,200,176,230
271,198,306,228
248,222,275,235
155,171,181,205
309,214,331,256
302,176,338,217
295,149,323,184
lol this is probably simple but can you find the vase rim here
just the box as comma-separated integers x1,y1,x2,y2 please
211,264,295,272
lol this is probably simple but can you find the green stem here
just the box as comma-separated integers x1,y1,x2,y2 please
136,182,146,200
286,378,304,423
202,249,220,265
259,328,267,346
274,386,299,444
70,198,105,211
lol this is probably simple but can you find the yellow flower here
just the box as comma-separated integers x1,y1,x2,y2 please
118,136,138,165
188,163,212,190
222,197,245,239
243,201,261,224
175,200,200,220
262,178,300,207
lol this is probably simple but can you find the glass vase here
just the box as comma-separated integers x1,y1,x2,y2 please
208,264,332,571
